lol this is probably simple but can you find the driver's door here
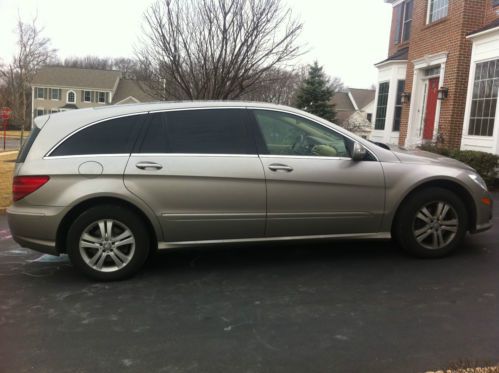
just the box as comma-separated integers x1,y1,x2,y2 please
251,109,385,237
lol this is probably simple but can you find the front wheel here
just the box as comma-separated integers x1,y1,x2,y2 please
394,187,468,258
67,205,150,281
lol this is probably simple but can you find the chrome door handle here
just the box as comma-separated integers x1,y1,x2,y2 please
136,162,163,170
268,163,293,172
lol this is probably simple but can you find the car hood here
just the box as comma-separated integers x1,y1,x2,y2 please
390,147,475,171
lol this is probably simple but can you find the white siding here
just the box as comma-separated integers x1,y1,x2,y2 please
371,62,407,144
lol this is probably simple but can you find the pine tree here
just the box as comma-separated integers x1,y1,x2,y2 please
295,61,336,121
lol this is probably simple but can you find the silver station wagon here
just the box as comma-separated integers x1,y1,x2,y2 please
7,101,493,280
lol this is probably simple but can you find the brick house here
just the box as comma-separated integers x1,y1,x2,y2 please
371,0,499,155
31,66,158,125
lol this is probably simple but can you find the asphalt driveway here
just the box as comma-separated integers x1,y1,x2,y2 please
0,194,498,373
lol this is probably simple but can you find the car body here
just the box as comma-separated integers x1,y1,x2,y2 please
7,101,493,280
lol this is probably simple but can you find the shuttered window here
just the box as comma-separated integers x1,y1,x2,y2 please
375,82,390,130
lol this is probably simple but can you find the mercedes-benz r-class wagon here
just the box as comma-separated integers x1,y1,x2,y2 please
7,101,493,280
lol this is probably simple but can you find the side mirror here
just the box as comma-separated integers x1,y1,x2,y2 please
352,142,367,161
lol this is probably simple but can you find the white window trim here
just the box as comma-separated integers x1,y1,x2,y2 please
461,57,499,153
97,91,106,104
67,90,76,104
373,80,391,132
426,0,448,25
35,87,45,100
84,91,92,103
51,88,61,101
405,52,448,148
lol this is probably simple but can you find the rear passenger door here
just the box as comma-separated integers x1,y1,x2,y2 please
124,108,267,243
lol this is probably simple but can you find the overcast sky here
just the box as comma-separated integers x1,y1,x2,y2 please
0,0,392,89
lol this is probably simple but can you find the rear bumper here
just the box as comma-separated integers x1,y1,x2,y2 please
7,205,65,256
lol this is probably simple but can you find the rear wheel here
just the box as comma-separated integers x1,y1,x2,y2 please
394,187,468,258
67,205,150,281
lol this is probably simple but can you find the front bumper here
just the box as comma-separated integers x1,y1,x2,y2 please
7,205,65,256
470,191,494,234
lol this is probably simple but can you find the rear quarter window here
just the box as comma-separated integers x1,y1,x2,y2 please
49,115,143,156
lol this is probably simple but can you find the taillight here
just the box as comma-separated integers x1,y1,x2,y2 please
12,176,50,202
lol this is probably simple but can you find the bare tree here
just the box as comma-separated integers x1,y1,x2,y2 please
341,114,372,136
61,55,112,70
0,16,56,135
51,56,140,78
136,0,303,100
240,67,304,105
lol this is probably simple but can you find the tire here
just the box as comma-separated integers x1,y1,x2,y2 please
394,187,468,258
67,204,150,281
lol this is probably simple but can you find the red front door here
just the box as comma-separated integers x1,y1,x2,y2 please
423,77,439,140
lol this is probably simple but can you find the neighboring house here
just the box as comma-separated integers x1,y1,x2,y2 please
332,88,375,138
31,66,158,124
372,0,499,155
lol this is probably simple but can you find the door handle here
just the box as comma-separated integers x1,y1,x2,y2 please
135,161,163,170
268,163,293,172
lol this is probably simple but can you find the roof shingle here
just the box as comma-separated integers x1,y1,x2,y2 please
33,66,121,90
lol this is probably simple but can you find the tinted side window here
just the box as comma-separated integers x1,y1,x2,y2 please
165,109,252,154
50,115,142,156
253,110,352,158
139,113,168,153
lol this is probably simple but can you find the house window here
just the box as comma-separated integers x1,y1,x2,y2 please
428,0,448,23
374,82,390,130
36,109,44,117
468,59,499,137
98,92,106,103
394,0,413,44
51,88,61,100
36,87,44,99
67,91,76,103
393,80,405,132
51,109,59,113
84,91,92,102
424,66,441,77
367,113,372,123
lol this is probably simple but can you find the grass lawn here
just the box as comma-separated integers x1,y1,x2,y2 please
3,130,30,138
0,152,17,212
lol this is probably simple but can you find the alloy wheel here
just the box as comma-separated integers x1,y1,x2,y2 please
412,201,459,250
79,219,136,272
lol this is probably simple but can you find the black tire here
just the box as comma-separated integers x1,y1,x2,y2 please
67,204,150,281
394,187,468,258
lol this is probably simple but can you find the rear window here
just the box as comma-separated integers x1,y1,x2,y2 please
16,127,41,163
49,115,142,156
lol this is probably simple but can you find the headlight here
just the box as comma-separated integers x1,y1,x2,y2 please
468,173,488,191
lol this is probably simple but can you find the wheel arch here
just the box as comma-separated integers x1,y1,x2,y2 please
390,179,477,235
56,196,159,254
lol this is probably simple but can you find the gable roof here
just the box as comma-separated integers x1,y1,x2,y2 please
349,88,375,109
112,79,158,104
331,92,355,112
32,66,121,90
